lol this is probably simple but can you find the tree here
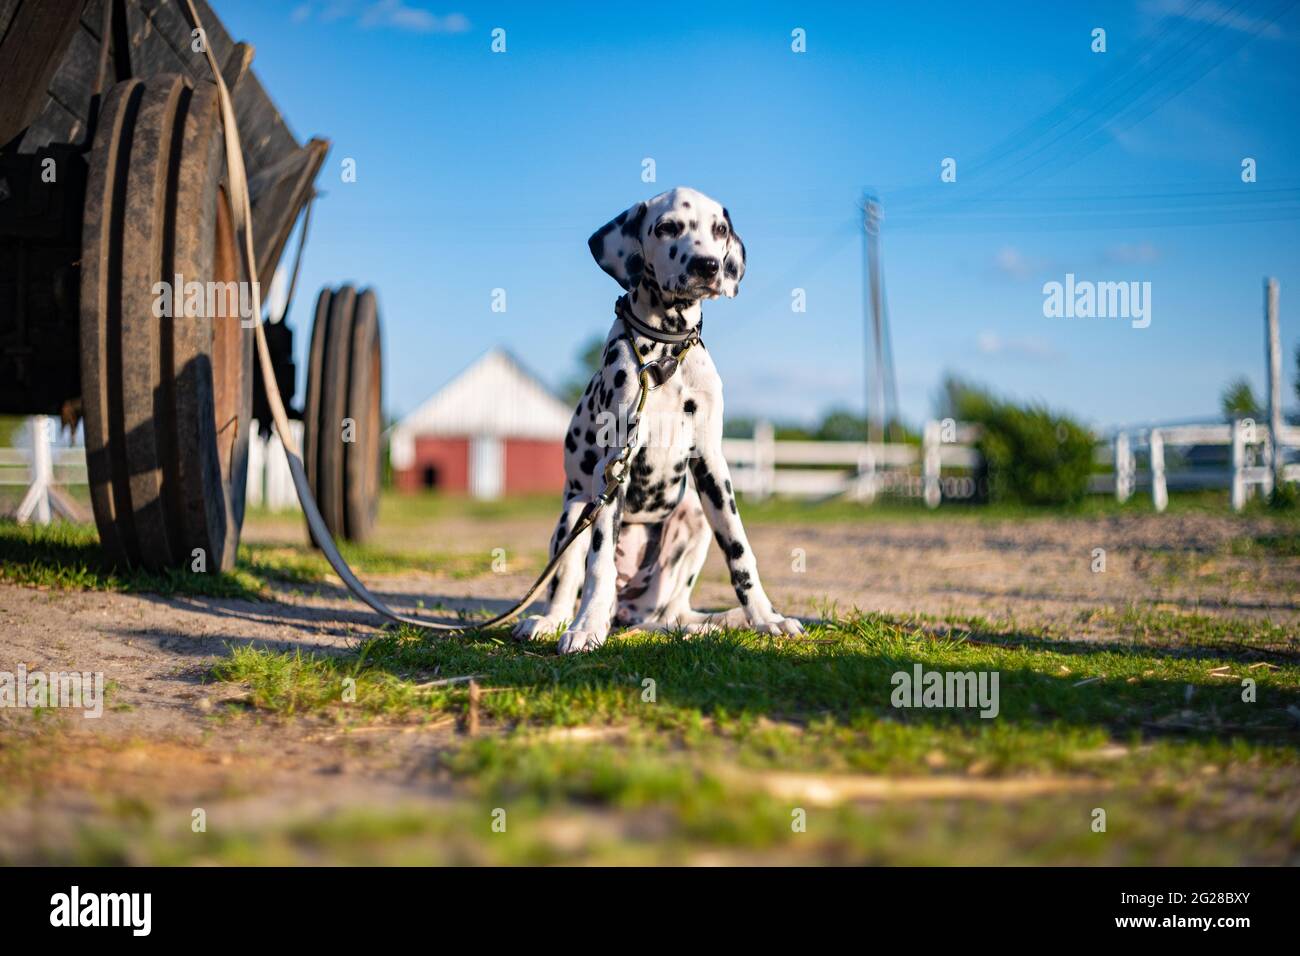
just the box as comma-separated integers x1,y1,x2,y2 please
935,372,1092,506
560,335,606,406
1220,377,1260,419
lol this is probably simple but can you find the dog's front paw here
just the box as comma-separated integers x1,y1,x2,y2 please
512,614,567,642
748,614,804,637
557,627,607,654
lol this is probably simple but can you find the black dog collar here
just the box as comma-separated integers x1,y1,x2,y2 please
615,295,702,345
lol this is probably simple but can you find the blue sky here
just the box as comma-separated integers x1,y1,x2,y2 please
218,0,1300,430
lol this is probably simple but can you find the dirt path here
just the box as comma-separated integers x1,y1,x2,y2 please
0,510,1295,862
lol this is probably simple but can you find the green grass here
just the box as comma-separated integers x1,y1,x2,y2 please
1229,531,1300,558
0,519,533,598
884,606,1300,659
188,614,1300,863
0,520,266,598
32,767,1298,865
213,614,1300,770
734,487,1298,524
1072,606,1299,657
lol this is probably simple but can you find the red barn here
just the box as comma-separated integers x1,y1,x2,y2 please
389,349,572,498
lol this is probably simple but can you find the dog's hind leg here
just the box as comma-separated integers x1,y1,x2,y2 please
513,498,592,641
637,490,776,635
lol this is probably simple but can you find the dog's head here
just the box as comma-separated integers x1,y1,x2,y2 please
588,187,745,300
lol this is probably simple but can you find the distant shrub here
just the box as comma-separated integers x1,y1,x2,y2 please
941,375,1093,506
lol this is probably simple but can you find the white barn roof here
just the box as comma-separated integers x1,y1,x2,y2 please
389,348,572,470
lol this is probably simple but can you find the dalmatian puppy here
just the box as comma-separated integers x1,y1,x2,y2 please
513,186,803,653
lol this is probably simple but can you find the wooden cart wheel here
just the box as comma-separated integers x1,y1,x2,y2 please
80,75,253,572
303,284,383,544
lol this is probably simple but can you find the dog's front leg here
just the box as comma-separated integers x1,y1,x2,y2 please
558,499,621,653
689,447,803,636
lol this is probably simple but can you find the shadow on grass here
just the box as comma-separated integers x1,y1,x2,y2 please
0,520,262,599
213,614,1300,753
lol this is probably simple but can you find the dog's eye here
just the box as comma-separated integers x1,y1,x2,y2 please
654,220,681,239
713,222,729,240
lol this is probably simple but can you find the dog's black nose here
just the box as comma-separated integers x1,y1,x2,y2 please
688,256,720,279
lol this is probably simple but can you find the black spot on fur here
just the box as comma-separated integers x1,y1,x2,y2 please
683,399,697,415
565,433,577,452
692,459,725,510
625,252,644,281
580,449,598,474
621,203,646,237
592,529,603,552
728,541,745,561
613,369,627,388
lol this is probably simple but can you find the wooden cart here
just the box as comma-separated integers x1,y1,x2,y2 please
0,0,382,570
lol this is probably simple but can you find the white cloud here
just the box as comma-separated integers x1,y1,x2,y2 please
1102,242,1160,265
360,1,470,33
994,246,1031,280
993,246,1056,280
293,1,471,34
976,331,1060,361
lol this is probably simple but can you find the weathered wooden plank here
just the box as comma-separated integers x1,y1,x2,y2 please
125,0,190,78
17,96,83,151
46,25,102,138
0,0,85,145
140,0,209,84
234,77,300,177
192,0,234,71
0,0,23,43
249,137,328,281
80,0,102,35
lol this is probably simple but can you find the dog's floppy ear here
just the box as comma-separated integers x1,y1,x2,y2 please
720,207,746,298
588,201,648,290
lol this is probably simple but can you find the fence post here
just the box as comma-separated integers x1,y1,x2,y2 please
1265,278,1283,490
1114,431,1134,503
15,416,54,525
753,420,775,501
1230,418,1247,512
1149,429,1167,513
855,443,877,504
247,420,265,508
1260,427,1275,497
922,420,941,509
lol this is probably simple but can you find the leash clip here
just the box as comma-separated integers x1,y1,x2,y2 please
639,356,677,390
638,331,698,390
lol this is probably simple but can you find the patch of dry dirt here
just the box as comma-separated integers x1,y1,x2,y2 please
0,510,1295,861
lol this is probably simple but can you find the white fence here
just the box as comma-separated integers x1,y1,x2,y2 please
0,416,304,523
724,419,981,508
0,416,89,523
7,413,1299,521
1106,419,1300,512
247,419,303,513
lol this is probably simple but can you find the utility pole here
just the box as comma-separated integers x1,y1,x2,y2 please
863,196,885,445
862,194,900,445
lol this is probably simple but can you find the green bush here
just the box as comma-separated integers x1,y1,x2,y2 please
941,375,1093,506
